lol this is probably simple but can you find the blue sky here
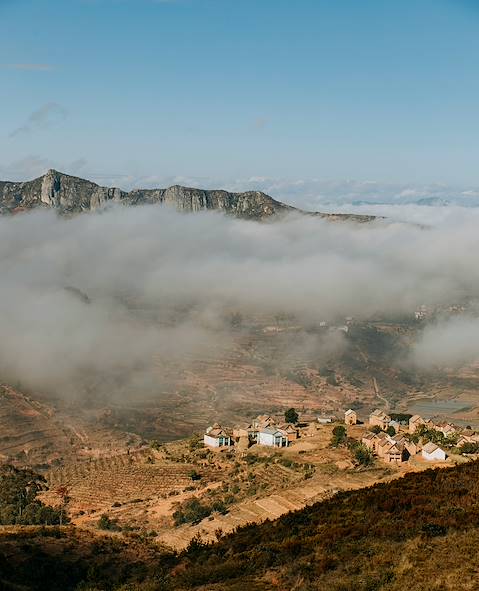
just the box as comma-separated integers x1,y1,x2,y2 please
1,0,479,197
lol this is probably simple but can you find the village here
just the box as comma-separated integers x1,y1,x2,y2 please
203,406,479,466
26,401,479,553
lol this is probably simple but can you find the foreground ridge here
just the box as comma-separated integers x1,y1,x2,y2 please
1,461,479,590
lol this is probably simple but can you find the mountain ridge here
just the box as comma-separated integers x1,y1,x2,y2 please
0,169,376,222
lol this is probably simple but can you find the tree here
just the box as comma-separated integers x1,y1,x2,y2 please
284,408,299,424
386,426,396,437
0,465,65,525
350,442,374,466
331,425,347,447
54,485,70,527
326,374,338,386
460,442,479,454
230,312,243,329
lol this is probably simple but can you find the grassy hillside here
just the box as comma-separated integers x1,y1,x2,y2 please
2,462,479,590
172,460,479,591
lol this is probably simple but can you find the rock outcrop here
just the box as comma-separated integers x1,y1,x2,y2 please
0,169,376,222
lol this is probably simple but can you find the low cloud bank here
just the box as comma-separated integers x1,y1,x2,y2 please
412,316,479,369
0,204,478,399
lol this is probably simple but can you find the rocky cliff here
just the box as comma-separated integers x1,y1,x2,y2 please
0,169,376,221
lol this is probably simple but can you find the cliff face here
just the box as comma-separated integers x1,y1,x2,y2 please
0,170,126,215
0,169,375,221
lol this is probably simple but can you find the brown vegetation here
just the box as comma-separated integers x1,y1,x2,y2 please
2,461,479,590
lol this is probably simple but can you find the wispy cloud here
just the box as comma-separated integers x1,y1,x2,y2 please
0,63,55,71
253,117,268,130
9,102,67,138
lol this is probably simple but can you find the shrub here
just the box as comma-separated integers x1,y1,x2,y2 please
97,514,120,531
173,499,212,525
460,442,479,454
188,434,204,451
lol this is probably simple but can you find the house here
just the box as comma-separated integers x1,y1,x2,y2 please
251,415,276,430
436,423,457,437
383,442,405,463
376,436,395,458
421,442,446,461
369,409,391,430
246,415,278,442
363,431,410,463
279,423,299,442
204,424,233,448
457,431,479,445
257,427,289,448
344,409,357,425
317,416,333,424
369,431,389,453
361,432,376,451
390,433,417,456
232,423,251,439
408,414,426,434
457,435,473,449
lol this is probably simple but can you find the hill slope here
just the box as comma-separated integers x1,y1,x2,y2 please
1,461,479,590
0,169,376,221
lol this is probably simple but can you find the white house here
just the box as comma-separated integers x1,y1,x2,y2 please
421,442,446,461
317,416,333,424
204,424,233,448
257,427,289,448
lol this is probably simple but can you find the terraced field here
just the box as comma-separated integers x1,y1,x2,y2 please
0,384,142,468
157,453,403,549
42,448,202,515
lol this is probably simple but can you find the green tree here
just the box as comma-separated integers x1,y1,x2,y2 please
284,408,299,424
460,442,479,454
326,374,338,386
0,464,65,525
331,425,347,447
350,442,374,466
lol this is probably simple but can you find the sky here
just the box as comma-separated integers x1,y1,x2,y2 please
1,0,479,202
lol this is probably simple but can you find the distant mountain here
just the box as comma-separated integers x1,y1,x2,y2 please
0,169,376,222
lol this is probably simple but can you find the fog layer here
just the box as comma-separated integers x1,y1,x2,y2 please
0,204,478,398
